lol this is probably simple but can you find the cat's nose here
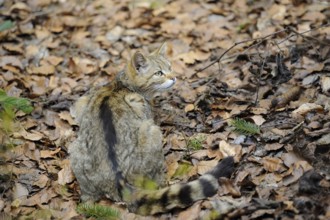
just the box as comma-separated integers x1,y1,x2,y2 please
171,77,176,82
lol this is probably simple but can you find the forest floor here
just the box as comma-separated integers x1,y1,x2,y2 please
0,0,330,219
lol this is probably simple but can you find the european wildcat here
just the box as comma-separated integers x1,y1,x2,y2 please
69,43,234,215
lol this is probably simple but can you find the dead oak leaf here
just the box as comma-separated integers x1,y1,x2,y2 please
58,160,75,185
292,103,323,118
219,178,241,197
58,111,76,126
196,159,218,175
21,188,57,207
262,157,286,172
13,129,44,141
2,43,24,54
33,174,49,188
302,11,326,22
320,76,330,94
27,64,55,75
44,55,64,66
0,56,23,69
264,143,284,151
70,57,98,74
61,16,88,27
177,202,201,220
219,140,242,161
177,50,210,64
40,147,61,159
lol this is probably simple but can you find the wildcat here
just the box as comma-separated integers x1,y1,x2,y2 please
69,43,234,215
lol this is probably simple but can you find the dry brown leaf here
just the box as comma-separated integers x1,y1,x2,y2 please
13,183,29,200
166,152,181,181
320,76,330,94
250,107,268,115
292,103,323,118
21,188,57,207
27,64,55,75
168,133,186,150
0,56,23,69
184,104,195,112
2,43,24,54
190,150,208,160
70,57,98,74
177,202,201,220
250,209,276,219
61,16,88,27
196,159,218,175
262,157,285,172
302,11,326,22
13,130,44,141
58,111,76,126
58,160,75,185
281,151,304,167
219,178,241,197
219,140,242,161
33,174,49,188
45,55,64,66
264,143,284,151
177,50,210,64
40,148,61,159
316,133,330,145
251,115,266,126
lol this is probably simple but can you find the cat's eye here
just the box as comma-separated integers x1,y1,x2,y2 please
155,71,164,76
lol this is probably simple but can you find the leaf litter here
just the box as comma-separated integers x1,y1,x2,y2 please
0,0,330,219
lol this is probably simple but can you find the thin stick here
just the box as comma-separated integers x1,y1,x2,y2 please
277,23,330,45
194,23,330,75
193,29,288,75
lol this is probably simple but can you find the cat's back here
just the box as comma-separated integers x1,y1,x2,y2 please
71,82,151,127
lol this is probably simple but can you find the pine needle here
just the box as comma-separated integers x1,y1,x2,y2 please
76,203,120,220
229,118,260,135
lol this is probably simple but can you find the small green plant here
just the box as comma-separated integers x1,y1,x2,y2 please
173,162,193,178
0,20,14,32
229,118,260,135
0,89,33,132
187,135,206,150
76,203,120,220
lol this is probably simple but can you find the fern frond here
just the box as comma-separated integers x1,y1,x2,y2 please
76,203,120,220
0,89,33,114
229,118,260,135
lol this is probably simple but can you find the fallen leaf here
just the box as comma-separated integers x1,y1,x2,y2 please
0,56,23,69
292,103,323,118
184,104,195,112
40,148,61,159
27,64,55,75
196,159,218,175
264,143,284,151
320,76,330,94
58,160,75,185
262,157,285,172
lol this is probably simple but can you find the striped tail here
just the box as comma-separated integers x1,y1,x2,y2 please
124,156,235,215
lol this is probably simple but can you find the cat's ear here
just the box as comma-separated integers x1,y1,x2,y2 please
132,51,147,72
153,42,167,56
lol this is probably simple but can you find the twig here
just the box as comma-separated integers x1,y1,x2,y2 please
193,29,288,75
277,23,330,45
194,23,330,75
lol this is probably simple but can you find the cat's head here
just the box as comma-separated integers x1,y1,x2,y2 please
125,43,176,94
